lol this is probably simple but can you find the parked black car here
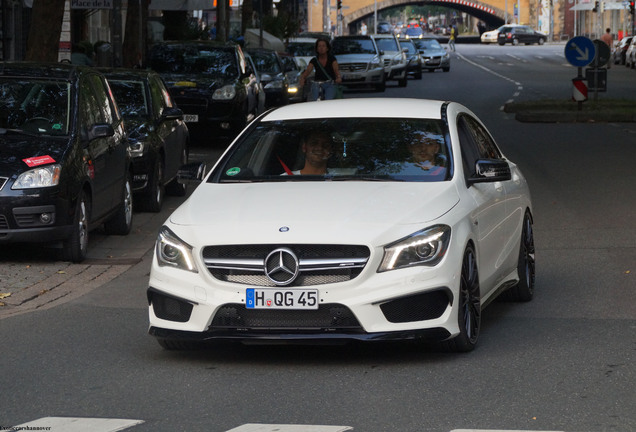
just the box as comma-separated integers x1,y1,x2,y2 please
497,25,546,45
148,41,261,142
102,69,190,212
245,48,290,108
0,62,133,262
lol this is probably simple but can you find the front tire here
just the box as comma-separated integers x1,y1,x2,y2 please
444,244,481,352
62,190,90,263
104,173,133,235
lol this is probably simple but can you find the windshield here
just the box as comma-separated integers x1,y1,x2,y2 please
414,39,443,50
107,79,149,118
149,44,239,78
249,51,282,74
375,38,399,52
333,38,377,55
0,79,71,135
212,118,451,183
287,42,315,57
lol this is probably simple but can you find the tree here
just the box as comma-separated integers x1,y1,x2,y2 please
25,0,66,62
122,0,149,67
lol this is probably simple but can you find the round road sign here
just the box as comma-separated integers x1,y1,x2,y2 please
564,36,596,67
593,39,611,66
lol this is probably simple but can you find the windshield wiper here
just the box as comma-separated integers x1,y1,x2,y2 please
0,128,39,137
329,175,401,182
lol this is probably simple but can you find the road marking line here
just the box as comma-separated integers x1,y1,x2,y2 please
0,417,144,432
225,424,353,432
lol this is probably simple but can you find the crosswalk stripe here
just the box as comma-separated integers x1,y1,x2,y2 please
451,429,564,432
0,417,144,432
225,424,353,432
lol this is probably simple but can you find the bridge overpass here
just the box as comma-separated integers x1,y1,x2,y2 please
307,0,566,38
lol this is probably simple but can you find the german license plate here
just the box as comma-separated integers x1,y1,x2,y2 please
341,73,360,80
183,114,198,122
246,288,319,309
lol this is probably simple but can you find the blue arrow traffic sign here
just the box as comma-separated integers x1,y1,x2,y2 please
564,36,596,67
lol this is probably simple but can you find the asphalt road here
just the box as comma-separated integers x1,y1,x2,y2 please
1,43,635,432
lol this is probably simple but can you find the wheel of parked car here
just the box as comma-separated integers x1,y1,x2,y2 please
512,38,520,46
140,157,164,213
538,38,545,45
166,147,188,197
61,190,90,263
104,172,133,235
443,244,481,352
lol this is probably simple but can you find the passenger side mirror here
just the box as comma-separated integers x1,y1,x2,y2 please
467,159,512,186
177,161,207,185
87,123,114,141
161,107,183,121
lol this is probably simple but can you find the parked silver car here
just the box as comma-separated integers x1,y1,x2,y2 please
332,35,386,92
371,33,408,87
412,37,451,72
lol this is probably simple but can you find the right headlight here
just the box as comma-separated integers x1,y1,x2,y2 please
156,226,198,273
378,225,451,272
12,164,61,189
213,84,236,100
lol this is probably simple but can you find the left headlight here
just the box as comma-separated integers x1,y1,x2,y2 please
12,164,61,189
156,226,198,273
378,225,451,272
213,85,237,100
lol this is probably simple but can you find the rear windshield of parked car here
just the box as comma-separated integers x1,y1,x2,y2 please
212,118,451,183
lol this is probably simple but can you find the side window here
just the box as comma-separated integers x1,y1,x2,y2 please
79,75,103,128
148,77,167,117
88,74,118,125
457,116,480,178
463,115,502,159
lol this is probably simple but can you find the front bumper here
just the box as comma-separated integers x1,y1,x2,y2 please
0,190,74,244
147,248,463,344
339,66,385,88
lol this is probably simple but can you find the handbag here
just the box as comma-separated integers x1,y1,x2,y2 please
314,57,344,99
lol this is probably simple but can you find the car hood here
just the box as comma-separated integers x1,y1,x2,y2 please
421,48,446,56
0,135,69,177
168,182,460,245
335,53,378,63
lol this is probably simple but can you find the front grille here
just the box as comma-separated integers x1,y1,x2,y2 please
210,303,362,330
380,290,451,323
0,215,8,230
340,63,367,72
172,96,208,116
203,244,370,287
383,59,391,67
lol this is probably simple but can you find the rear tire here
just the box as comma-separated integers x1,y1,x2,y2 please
166,147,188,197
104,173,133,235
62,190,90,263
139,158,164,213
506,211,535,302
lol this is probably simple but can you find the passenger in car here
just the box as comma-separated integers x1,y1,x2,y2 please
281,130,334,175
402,131,446,176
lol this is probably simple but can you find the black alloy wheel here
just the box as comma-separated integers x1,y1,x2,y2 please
506,211,535,302
444,244,481,352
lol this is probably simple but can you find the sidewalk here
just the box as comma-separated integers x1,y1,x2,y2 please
0,198,177,320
